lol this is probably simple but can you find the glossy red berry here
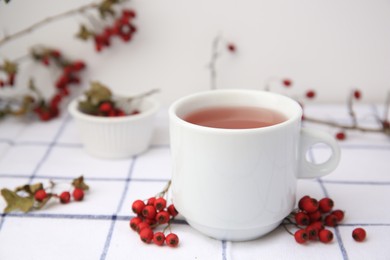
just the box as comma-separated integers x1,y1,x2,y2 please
305,225,319,240
136,222,150,233
306,90,316,99
308,210,322,222
298,195,311,210
282,79,292,87
353,90,362,99
308,221,324,232
165,233,179,247
146,197,156,206
301,198,319,213
142,205,157,220
132,200,145,214
99,102,113,113
156,211,170,224
352,228,366,242
319,197,334,213
319,229,333,243
129,217,142,231
59,191,71,204
153,232,165,246
167,204,178,217
139,228,154,243
154,197,167,211
34,189,47,202
294,229,308,244
227,43,236,52
331,210,345,222
324,214,338,227
336,131,346,140
72,188,84,201
295,211,310,226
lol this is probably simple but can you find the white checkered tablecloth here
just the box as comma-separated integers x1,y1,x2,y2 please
0,104,389,260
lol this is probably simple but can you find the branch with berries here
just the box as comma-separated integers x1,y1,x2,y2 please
1,176,89,213
207,37,390,140
0,0,138,122
129,181,180,247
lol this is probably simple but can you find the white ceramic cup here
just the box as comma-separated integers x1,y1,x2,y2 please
169,89,340,241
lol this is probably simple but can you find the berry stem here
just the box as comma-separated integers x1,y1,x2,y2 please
281,222,294,236
208,35,222,90
156,180,171,198
348,90,358,127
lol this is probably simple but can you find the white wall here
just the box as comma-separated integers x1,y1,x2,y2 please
1,0,390,105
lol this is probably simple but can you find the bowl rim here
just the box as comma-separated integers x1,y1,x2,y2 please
68,95,159,123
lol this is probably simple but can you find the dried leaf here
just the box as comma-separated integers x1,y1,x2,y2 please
72,176,89,191
2,60,17,74
1,189,34,213
76,25,93,41
85,81,112,105
78,100,98,115
14,182,43,196
98,1,116,19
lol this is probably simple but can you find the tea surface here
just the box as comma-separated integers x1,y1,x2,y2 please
183,106,287,129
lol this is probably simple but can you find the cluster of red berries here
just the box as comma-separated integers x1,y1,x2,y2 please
34,187,85,204
0,60,17,88
287,195,366,244
94,9,137,52
0,73,15,88
31,49,86,121
93,101,140,117
130,197,179,247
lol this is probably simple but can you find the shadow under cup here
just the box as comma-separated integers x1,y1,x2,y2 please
169,89,340,241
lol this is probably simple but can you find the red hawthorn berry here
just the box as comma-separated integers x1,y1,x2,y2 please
132,200,145,214
50,50,62,58
143,218,157,226
353,90,362,100
282,79,292,87
72,61,86,71
59,191,71,204
305,90,316,99
335,131,346,141
147,197,156,206
153,232,165,246
50,94,62,108
72,188,84,201
227,43,236,52
324,214,338,227
37,110,52,121
34,189,47,202
294,229,308,244
122,9,136,19
129,217,142,231
165,233,179,247
116,109,126,117
331,210,345,222
167,204,178,217
139,228,154,244
308,210,322,222
308,221,324,232
352,228,366,242
7,73,15,86
142,205,157,220
156,211,170,224
154,197,167,211
298,195,311,210
99,102,113,113
295,211,310,226
130,109,140,115
319,229,333,243
301,198,319,213
305,225,319,240
319,197,334,213
136,222,150,233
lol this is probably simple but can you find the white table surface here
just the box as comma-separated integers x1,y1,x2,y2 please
0,104,389,260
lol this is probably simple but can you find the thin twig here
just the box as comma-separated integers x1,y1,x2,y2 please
347,90,358,127
208,35,221,90
0,2,99,47
304,116,386,134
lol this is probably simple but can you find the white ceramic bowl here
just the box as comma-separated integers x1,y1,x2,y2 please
68,96,159,159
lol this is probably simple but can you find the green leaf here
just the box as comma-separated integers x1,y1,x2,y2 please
72,176,89,191
1,189,34,213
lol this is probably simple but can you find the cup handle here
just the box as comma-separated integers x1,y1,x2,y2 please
298,128,341,179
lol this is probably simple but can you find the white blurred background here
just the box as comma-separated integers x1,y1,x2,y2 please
1,0,390,106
